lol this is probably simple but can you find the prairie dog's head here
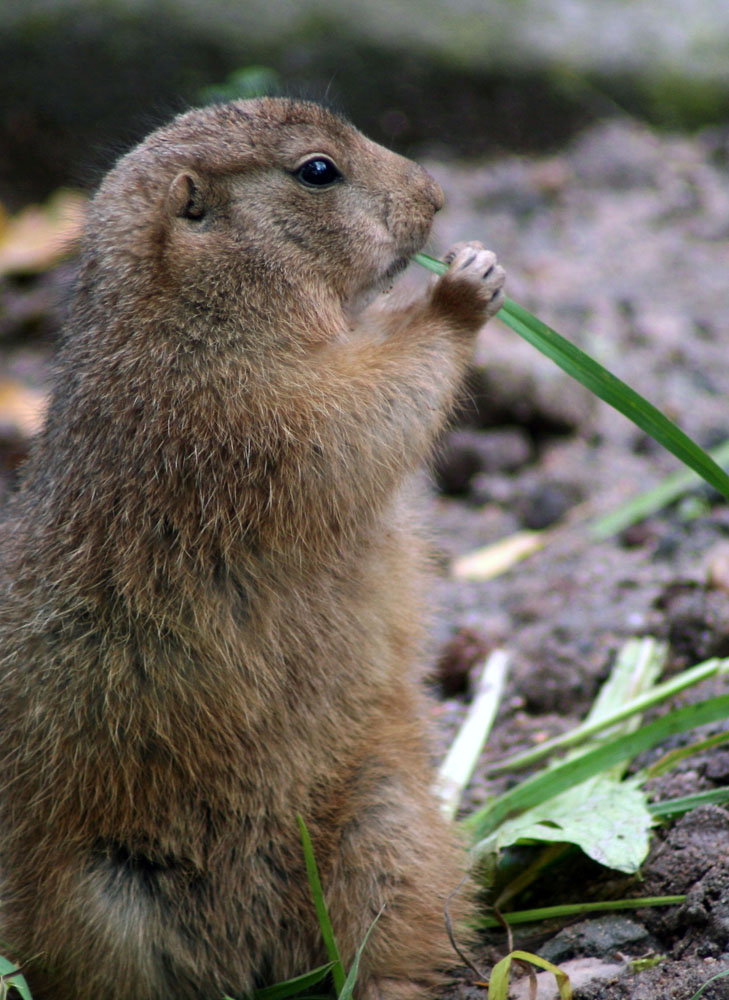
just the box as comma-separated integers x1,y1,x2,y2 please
86,98,443,342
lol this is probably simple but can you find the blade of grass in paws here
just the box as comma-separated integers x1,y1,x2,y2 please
413,253,729,501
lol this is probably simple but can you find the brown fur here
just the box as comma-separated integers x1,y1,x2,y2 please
0,98,505,1000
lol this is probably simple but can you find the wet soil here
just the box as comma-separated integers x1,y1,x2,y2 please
1,115,729,998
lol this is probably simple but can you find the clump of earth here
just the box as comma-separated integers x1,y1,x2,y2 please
1,114,728,999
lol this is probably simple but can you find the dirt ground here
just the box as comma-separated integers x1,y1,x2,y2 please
423,118,729,999
1,114,729,998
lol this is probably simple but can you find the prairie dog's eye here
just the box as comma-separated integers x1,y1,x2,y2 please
294,156,342,188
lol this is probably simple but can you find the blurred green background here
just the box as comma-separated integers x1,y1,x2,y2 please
2,0,728,206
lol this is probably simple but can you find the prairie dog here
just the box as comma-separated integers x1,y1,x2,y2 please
0,98,505,1000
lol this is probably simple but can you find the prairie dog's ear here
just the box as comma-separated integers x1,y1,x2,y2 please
167,172,206,220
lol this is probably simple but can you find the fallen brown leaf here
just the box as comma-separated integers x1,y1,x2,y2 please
0,190,86,276
0,380,49,437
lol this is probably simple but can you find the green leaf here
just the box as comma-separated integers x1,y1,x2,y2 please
252,963,335,1000
297,815,346,995
0,956,33,1000
483,638,662,874
481,775,653,873
413,253,729,501
467,694,729,842
200,66,280,104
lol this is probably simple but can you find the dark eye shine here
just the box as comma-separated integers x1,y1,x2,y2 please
295,157,342,188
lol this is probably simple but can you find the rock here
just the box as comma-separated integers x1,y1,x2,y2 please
515,480,581,529
540,916,657,963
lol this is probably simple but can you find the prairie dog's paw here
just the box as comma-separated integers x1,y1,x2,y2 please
431,240,506,330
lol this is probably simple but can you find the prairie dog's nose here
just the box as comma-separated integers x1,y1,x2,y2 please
416,165,445,213
427,174,445,213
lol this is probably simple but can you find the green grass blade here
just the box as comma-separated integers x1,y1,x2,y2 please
297,815,346,995
648,787,729,818
478,896,685,928
338,909,384,1000
483,775,653,873
689,967,729,1000
251,963,336,1000
641,730,729,781
590,438,729,540
466,694,729,842
413,253,729,501
489,655,728,774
